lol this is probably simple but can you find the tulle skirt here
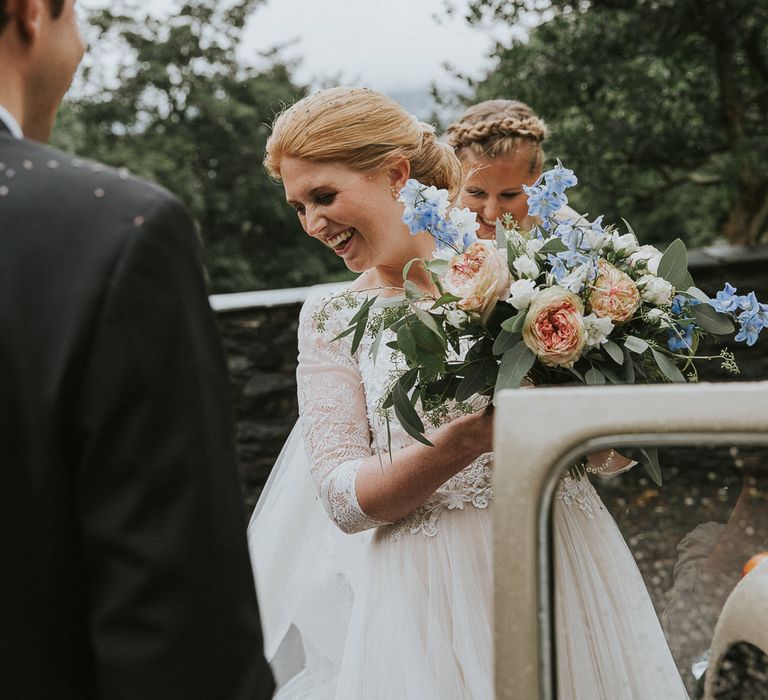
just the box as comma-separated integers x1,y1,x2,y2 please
250,434,687,699
553,477,689,699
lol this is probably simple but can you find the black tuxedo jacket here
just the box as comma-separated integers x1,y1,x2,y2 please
0,124,273,699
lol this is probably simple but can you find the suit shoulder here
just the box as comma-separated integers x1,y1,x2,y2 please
1,137,183,218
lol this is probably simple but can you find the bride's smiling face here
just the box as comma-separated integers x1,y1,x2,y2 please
281,157,418,274
459,149,541,238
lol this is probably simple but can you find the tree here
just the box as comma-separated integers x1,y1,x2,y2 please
461,0,768,247
53,0,348,292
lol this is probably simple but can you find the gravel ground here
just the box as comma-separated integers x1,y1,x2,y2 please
590,444,768,694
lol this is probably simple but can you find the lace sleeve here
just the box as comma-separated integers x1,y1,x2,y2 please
296,292,391,534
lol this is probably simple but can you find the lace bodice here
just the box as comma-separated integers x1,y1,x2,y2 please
297,290,492,538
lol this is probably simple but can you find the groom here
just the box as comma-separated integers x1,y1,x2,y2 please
0,1,273,698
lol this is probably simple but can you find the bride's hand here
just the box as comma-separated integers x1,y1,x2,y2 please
445,404,494,459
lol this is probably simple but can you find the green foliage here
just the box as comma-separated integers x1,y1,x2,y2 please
52,0,348,293
465,0,768,247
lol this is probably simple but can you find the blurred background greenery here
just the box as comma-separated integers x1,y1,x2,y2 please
53,0,768,293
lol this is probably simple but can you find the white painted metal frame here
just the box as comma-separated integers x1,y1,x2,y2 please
493,381,768,699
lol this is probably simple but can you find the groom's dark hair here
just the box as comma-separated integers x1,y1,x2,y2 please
0,0,66,35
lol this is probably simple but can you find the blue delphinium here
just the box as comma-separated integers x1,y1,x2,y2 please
708,284,767,346
523,162,578,230
668,323,695,351
544,163,578,193
709,282,740,313
398,179,477,252
735,313,764,347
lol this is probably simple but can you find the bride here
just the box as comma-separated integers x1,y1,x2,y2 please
248,86,688,699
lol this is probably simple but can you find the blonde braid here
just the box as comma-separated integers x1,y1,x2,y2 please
444,100,548,172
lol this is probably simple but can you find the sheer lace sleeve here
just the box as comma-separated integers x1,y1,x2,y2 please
296,292,391,534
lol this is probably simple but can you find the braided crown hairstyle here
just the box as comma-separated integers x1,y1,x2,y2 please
265,87,463,201
444,99,548,175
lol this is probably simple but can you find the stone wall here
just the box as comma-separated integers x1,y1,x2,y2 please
215,247,768,511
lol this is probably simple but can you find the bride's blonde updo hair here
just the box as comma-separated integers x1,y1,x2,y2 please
264,86,462,200
445,99,549,174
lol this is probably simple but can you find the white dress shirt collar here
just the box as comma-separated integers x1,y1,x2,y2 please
0,104,23,139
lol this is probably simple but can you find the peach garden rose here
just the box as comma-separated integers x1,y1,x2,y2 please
442,241,511,314
522,287,587,368
588,259,641,324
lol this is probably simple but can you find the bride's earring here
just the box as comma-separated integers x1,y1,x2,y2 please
390,186,399,200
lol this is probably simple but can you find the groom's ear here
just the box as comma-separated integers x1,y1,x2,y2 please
4,0,44,43
385,155,411,192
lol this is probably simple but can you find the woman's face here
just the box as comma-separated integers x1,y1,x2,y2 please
458,149,540,239
281,157,423,275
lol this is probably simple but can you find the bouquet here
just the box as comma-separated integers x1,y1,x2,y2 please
332,164,767,483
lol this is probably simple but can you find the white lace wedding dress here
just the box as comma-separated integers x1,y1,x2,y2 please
248,289,689,699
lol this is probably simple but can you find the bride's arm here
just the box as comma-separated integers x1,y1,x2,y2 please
355,409,492,522
297,295,492,533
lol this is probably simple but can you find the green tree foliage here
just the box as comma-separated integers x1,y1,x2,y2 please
53,0,348,292
462,0,768,247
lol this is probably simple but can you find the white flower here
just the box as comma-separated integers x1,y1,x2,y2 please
646,307,672,327
557,263,590,294
445,307,470,329
638,274,674,305
448,206,480,238
611,232,639,256
513,255,540,279
628,244,663,275
507,278,538,311
582,228,608,253
422,185,450,217
525,237,544,256
583,313,614,349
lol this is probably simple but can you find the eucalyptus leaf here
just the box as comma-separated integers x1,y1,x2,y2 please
368,320,385,361
585,367,606,385
685,286,711,304
494,341,536,399
507,240,519,273
402,257,421,283
493,329,522,355
411,321,446,354
603,339,624,365
692,303,735,334
599,365,624,384
404,280,422,302
349,295,376,324
624,336,650,354
456,357,498,401
425,258,449,276
396,325,417,360
622,347,635,383
657,238,689,288
639,447,662,486
496,219,507,250
392,380,433,447
651,348,687,383
331,324,357,343
351,311,370,355
432,293,461,309
501,310,527,333
412,307,445,342
538,238,569,254
621,217,637,239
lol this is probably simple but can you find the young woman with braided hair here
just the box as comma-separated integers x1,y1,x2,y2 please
446,99,580,236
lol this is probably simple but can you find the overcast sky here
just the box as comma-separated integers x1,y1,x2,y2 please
79,0,512,97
